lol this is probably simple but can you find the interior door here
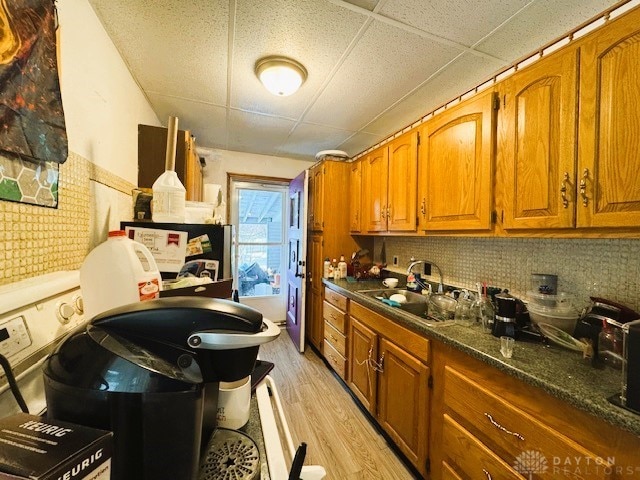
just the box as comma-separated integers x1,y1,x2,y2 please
286,170,308,352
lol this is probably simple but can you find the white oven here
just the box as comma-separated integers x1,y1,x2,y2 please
0,272,325,480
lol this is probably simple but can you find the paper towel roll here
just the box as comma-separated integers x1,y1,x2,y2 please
203,184,221,205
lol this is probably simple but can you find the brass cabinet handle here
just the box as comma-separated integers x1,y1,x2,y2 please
484,413,525,440
560,172,570,209
579,168,589,207
387,204,392,219
330,334,338,342
420,198,426,217
370,352,385,373
483,469,492,480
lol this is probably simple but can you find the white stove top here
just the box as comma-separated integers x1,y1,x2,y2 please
0,271,85,418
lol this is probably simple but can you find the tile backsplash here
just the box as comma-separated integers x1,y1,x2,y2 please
375,236,640,313
0,152,134,286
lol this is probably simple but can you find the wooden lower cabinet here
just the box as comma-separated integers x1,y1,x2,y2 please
377,338,430,470
348,317,377,413
322,287,349,381
348,302,430,477
307,289,323,352
430,341,639,480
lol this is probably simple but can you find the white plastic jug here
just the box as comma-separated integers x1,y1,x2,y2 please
152,170,186,223
80,230,163,319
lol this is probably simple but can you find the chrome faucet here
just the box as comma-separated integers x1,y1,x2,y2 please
407,259,444,293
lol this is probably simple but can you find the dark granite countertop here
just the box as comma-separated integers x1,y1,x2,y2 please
324,278,640,438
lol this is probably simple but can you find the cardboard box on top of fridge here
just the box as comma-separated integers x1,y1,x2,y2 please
0,413,112,480
124,226,188,273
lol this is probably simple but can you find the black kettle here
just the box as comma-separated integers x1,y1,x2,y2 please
43,297,280,480
493,290,519,338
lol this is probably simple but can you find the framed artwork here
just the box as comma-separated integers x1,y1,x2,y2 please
0,0,68,207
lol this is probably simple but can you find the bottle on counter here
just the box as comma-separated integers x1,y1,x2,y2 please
338,255,348,280
323,258,331,279
331,258,338,279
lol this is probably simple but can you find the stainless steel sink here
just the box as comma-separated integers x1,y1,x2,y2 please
357,288,455,325
357,288,429,317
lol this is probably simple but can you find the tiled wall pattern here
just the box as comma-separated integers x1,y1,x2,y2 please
0,152,134,286
375,236,640,313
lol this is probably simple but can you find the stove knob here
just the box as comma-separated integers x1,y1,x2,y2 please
72,294,84,314
56,301,76,325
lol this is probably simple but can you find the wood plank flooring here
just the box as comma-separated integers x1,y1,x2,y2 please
259,329,417,479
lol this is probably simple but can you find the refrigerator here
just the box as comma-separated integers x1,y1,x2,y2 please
120,222,233,281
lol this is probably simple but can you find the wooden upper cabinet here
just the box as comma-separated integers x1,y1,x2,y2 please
362,146,389,232
577,7,640,228
308,164,325,231
418,90,497,231
388,131,418,232
349,160,363,233
138,125,203,201
500,47,579,230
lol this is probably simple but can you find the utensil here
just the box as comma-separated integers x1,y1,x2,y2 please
538,323,587,352
288,442,307,480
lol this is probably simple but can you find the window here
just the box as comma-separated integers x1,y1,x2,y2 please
232,181,286,298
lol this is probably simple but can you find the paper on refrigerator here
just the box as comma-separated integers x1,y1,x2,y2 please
125,227,188,273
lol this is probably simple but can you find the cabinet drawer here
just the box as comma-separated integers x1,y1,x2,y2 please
323,301,347,333
444,366,612,479
323,339,346,379
325,288,348,311
442,414,524,480
324,321,346,356
441,461,463,480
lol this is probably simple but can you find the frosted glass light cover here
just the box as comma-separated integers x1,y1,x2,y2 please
255,57,307,96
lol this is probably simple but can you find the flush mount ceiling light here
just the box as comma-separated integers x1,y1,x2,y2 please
255,56,307,97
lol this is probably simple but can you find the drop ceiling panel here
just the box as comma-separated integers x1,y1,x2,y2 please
279,123,357,157
304,19,462,130
337,131,387,157
475,0,620,60
379,0,531,48
226,110,298,157
146,93,229,150
231,0,367,118
363,52,504,135
89,0,229,104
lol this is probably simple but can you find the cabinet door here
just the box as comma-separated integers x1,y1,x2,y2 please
306,289,323,351
578,8,640,228
388,130,418,232
377,337,429,474
185,135,203,201
362,146,389,232
419,90,496,231
501,47,578,229
349,160,363,233
348,317,377,414
308,234,323,295
309,164,324,231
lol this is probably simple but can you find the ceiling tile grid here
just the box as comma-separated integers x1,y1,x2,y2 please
87,0,632,160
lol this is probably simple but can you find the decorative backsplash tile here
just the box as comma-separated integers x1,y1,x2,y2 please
375,236,640,313
0,151,134,286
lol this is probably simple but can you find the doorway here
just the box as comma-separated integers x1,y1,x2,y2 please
230,176,288,322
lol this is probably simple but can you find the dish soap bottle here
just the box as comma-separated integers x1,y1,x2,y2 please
338,255,348,280
323,258,331,279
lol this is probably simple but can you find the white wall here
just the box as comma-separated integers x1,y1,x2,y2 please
57,0,160,245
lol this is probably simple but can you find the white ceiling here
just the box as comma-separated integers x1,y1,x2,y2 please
88,0,624,161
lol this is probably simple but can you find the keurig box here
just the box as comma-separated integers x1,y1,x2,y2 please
0,413,112,480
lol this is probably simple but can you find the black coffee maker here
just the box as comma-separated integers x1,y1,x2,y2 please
43,297,280,480
492,291,519,338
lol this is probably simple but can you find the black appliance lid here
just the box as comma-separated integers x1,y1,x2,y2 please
91,296,263,349
86,325,202,384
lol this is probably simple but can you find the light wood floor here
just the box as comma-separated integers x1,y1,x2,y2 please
259,329,417,480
